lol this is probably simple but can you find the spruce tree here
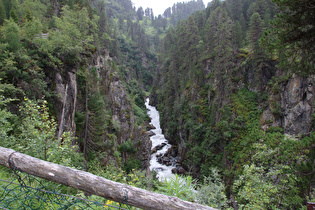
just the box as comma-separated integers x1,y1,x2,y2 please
2,0,10,18
207,6,233,106
262,0,315,75
232,21,243,49
136,7,144,21
0,0,6,25
2,19,20,51
248,12,262,50
24,7,33,22
10,8,18,23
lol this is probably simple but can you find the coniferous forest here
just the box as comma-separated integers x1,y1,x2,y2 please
0,0,314,209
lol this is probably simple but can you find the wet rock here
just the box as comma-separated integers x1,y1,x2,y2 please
164,146,178,159
177,167,187,175
148,131,155,137
172,166,186,175
154,167,164,172
171,168,177,174
164,147,172,156
151,143,166,154
147,123,156,130
156,153,162,157
162,156,170,163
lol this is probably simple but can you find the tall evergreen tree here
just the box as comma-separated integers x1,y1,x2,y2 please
24,7,33,22
2,0,11,18
10,8,18,23
262,0,315,75
232,21,243,49
208,6,233,106
0,0,6,25
136,7,144,21
248,12,262,50
1,19,20,51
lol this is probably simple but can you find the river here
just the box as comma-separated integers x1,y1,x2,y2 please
145,99,176,181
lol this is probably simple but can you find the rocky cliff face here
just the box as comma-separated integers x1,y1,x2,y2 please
104,68,151,168
54,70,77,137
225,57,314,136
261,74,314,135
54,53,151,169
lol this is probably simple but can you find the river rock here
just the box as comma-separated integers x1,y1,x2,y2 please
171,168,177,174
172,166,187,175
151,143,166,154
164,146,178,158
147,123,156,130
162,156,170,164
148,131,155,137
164,147,172,156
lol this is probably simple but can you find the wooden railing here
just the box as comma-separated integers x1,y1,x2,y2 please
0,147,216,210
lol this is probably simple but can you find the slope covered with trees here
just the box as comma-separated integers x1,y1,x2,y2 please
150,0,314,208
0,0,314,209
0,0,156,177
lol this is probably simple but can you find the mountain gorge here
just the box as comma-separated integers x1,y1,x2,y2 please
0,0,314,209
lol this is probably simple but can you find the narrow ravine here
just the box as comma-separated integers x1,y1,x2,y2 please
145,99,177,181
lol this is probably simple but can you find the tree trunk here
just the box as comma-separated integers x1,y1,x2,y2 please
0,147,216,210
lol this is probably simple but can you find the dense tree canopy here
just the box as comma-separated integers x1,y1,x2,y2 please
262,0,315,75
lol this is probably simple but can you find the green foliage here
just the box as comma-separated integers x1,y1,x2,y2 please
233,132,315,209
0,0,6,25
248,12,262,49
196,168,228,208
162,174,197,202
261,0,315,75
0,93,14,142
24,7,33,22
118,139,136,154
234,149,299,208
0,95,83,169
9,8,18,23
43,5,94,63
1,19,20,51
14,98,57,160
122,158,141,174
18,0,46,21
87,161,156,190
23,18,42,40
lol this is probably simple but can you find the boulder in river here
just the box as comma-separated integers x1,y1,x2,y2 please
162,156,170,163
148,131,155,137
172,166,187,175
151,143,166,154
147,123,156,130
156,153,162,157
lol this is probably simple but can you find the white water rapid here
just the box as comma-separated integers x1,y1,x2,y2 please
145,98,176,181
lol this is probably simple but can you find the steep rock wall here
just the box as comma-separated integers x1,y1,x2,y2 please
54,53,151,169
261,74,314,135
54,70,77,136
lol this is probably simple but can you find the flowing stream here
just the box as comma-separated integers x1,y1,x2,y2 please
145,99,176,181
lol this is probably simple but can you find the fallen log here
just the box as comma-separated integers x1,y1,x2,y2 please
0,147,216,210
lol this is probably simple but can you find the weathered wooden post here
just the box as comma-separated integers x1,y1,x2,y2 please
0,147,216,210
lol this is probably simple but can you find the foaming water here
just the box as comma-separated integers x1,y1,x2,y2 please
145,98,175,181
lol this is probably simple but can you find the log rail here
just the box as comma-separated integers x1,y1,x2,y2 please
0,147,216,210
